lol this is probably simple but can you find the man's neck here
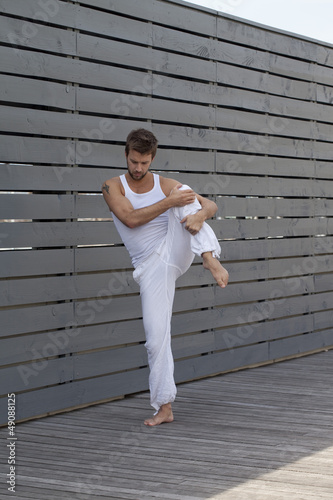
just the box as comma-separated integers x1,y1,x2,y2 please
125,171,155,194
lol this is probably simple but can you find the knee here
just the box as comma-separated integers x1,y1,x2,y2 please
178,184,191,191
143,317,170,357
173,185,201,219
145,335,164,358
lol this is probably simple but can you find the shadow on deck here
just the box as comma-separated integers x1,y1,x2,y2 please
2,350,333,499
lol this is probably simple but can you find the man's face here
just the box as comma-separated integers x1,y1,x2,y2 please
126,149,153,181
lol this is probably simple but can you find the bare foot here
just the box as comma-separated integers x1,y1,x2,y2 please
202,252,229,288
144,403,174,426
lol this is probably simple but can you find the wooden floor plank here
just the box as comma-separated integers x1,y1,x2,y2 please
2,350,333,499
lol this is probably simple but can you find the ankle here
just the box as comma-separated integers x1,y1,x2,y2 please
159,403,172,413
202,251,214,263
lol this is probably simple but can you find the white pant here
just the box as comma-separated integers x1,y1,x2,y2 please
133,187,221,412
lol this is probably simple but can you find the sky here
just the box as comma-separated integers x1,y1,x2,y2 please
183,0,333,45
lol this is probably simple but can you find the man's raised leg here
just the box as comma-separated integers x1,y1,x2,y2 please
170,186,229,288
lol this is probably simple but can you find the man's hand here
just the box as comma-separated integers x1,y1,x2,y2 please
180,213,205,235
168,184,196,207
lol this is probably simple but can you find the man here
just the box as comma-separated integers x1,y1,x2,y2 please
102,128,229,426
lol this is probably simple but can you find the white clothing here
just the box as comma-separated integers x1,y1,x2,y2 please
132,185,221,411
112,173,169,268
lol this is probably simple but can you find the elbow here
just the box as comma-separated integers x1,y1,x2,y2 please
124,217,138,229
208,199,218,215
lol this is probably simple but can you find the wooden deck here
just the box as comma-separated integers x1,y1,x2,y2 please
2,350,333,500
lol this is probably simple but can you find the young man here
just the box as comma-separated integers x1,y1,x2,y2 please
102,129,229,426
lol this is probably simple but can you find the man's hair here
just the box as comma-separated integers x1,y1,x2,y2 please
125,128,158,158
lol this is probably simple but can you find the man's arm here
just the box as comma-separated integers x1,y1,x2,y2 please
102,178,196,228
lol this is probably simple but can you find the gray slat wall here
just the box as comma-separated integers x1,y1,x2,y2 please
0,0,333,424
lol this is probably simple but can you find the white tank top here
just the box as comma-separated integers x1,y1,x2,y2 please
112,173,169,268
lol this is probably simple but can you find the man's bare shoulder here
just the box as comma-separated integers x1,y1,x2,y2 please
102,176,123,196
159,176,181,196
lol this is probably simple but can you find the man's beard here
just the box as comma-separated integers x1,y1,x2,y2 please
127,167,149,181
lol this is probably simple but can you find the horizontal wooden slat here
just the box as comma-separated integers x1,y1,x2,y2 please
216,153,317,178
0,74,75,110
220,65,332,103
1,309,318,367
5,311,314,367
314,273,333,293
0,0,153,45
0,275,77,307
216,107,333,140
75,238,318,273
1,132,331,174
77,33,217,82
69,293,318,335
217,16,333,67
0,151,215,191
74,344,148,380
75,246,131,272
2,217,331,250
175,342,270,383
269,256,333,279
1,160,329,199
218,51,333,88
4,94,330,146
0,164,125,191
217,197,333,218
73,238,317,273
156,64,333,107
220,237,315,260
153,23,333,85
0,193,74,220
0,45,154,92
152,123,333,160
217,197,315,218
2,180,331,222
176,330,333,385
0,318,145,366
314,236,333,255
75,193,115,219
77,87,215,127
2,223,326,260
155,70,319,104
1,221,121,248
267,330,333,360
314,310,333,330
0,302,73,337
0,135,75,164
0,356,74,393
78,83,333,129
0,0,78,32
1,367,150,422
78,0,217,36
0,268,315,308
0,106,144,141
0,14,76,54
0,249,74,278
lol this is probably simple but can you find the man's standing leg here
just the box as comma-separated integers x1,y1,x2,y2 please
134,252,179,425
